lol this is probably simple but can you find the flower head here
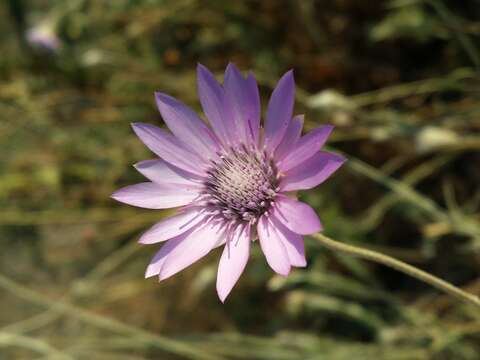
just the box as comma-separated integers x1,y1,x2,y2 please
112,64,345,302
26,23,61,53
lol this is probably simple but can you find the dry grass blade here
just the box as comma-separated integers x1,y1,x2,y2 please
0,275,223,360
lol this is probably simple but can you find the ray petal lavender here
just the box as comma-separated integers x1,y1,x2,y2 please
112,64,345,302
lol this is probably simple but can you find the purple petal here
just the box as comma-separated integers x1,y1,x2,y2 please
134,159,202,188
280,151,345,191
155,92,220,159
216,225,251,302
159,221,225,280
270,216,306,267
224,63,260,145
111,182,199,209
139,209,204,244
26,27,61,52
274,115,304,161
264,70,295,152
197,64,234,146
272,195,322,235
245,74,261,142
257,215,291,276
131,123,207,177
278,125,333,172
145,229,194,278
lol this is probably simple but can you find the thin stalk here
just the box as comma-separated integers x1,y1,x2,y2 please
312,233,480,308
0,275,222,360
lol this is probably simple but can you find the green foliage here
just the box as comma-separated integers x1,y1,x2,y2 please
370,2,448,42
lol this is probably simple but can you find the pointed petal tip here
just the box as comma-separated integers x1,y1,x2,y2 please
216,280,233,303
138,237,149,245
131,122,151,137
154,91,180,105
275,69,294,87
197,62,209,73
293,255,308,268
158,272,168,281
279,270,290,277
225,62,241,74
216,273,236,303
197,63,212,81
154,91,168,102
283,69,294,80
158,268,179,281
197,63,220,87
154,92,182,111
131,122,148,133
110,190,122,201
133,159,152,170
276,264,292,277
145,267,159,278
217,290,227,303
270,265,291,277
323,125,335,142
322,125,335,139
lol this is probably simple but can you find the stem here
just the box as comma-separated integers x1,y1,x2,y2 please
312,233,480,308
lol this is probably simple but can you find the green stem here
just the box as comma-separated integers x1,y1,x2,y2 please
312,233,480,308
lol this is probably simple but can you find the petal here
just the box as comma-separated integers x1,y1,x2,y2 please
224,63,260,145
131,123,207,177
139,209,205,244
270,216,306,267
146,221,225,279
264,70,295,152
111,182,199,209
274,115,304,161
257,215,291,276
280,151,345,191
197,64,234,146
216,225,251,302
244,74,261,142
159,221,225,280
155,92,220,159
134,159,202,188
272,195,322,235
144,229,195,278
278,125,334,172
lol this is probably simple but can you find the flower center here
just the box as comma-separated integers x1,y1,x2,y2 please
203,145,279,222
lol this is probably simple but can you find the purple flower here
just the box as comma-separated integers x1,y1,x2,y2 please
112,64,345,302
26,25,61,53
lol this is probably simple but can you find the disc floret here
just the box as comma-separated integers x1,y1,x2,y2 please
203,145,279,222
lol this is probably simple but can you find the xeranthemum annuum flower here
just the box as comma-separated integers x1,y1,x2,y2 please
112,63,346,302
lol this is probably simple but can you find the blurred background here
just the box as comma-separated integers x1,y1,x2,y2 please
1,0,480,359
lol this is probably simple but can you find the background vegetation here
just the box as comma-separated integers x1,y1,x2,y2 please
1,0,479,359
